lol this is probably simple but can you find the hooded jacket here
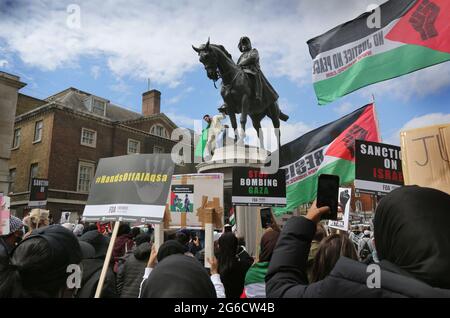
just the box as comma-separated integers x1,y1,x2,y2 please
117,242,151,298
266,186,450,298
76,230,117,298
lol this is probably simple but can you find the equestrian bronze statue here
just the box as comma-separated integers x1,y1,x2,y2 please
193,37,288,149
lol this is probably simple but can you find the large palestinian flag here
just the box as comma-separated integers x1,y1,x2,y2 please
275,104,380,215
307,0,450,105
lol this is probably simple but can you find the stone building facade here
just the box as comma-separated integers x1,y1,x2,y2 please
7,84,195,222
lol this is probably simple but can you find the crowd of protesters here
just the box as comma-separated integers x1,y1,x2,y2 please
0,185,449,298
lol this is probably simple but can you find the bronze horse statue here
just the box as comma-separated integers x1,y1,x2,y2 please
192,39,288,149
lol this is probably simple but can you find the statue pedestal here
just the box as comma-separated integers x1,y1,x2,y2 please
197,145,269,256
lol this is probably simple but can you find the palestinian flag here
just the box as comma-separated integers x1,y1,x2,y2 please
307,0,450,105
194,127,209,158
274,104,380,215
242,262,269,298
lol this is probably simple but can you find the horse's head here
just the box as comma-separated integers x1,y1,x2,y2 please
192,38,219,81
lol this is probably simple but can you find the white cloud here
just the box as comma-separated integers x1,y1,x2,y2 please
387,113,450,145
244,117,311,151
90,65,100,79
165,111,199,129
3,0,448,102
0,59,8,68
0,0,387,88
334,102,354,115
109,80,131,94
167,86,194,105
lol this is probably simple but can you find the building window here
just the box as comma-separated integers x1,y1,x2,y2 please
29,163,38,190
128,139,140,154
92,98,106,116
80,128,97,147
12,128,21,148
33,120,43,143
9,169,16,193
153,146,164,153
77,161,95,193
150,124,168,138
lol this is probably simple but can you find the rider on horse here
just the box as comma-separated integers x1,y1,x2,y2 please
237,36,279,108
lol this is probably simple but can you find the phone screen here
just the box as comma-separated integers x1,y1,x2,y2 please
317,174,339,220
260,208,272,229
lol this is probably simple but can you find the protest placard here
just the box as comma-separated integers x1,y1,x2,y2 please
328,187,352,231
401,123,450,194
232,167,286,207
29,178,48,207
83,154,175,223
168,173,224,229
355,140,403,195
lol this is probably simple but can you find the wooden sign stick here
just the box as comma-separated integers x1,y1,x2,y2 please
94,220,120,298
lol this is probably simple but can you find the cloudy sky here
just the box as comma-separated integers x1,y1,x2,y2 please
1,0,449,148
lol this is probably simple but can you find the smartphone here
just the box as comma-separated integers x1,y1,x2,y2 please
260,208,272,229
317,174,339,220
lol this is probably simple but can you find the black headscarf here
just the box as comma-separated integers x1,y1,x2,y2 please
259,230,280,263
7,225,82,296
374,186,450,289
157,240,186,262
141,254,216,298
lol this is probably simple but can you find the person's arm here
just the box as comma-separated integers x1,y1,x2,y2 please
138,244,157,298
265,201,329,298
208,256,225,298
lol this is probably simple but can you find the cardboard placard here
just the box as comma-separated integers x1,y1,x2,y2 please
401,123,450,194
168,174,224,229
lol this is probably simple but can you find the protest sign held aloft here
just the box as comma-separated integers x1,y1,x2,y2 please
168,174,224,229
328,187,352,231
83,154,175,223
232,167,286,207
29,178,49,208
355,140,403,195
401,123,450,195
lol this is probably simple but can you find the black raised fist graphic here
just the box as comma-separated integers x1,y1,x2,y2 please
409,0,440,40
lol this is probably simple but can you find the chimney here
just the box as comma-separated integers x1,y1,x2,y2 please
142,89,161,116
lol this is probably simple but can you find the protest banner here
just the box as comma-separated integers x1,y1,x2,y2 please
401,123,450,194
355,140,404,195
328,187,352,231
232,167,286,207
167,173,224,229
29,178,48,207
83,154,175,223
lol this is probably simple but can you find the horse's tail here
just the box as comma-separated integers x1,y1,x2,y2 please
279,111,289,122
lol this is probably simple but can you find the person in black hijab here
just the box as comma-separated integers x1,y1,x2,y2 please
141,254,216,298
0,225,82,298
266,186,450,297
157,240,186,262
374,185,450,289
